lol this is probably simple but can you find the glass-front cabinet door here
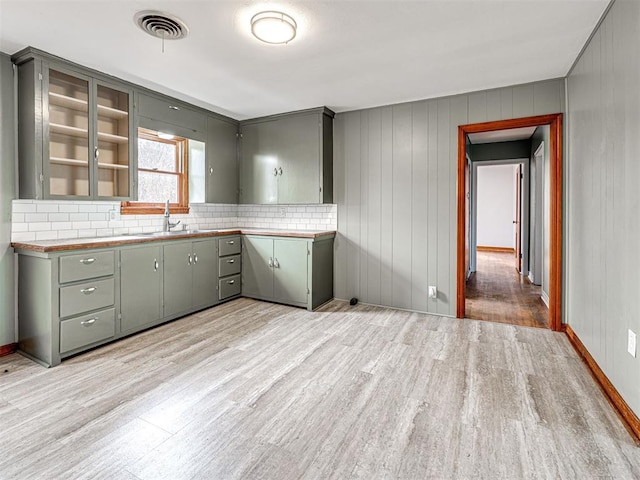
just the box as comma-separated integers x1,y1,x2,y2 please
47,69,91,197
96,82,130,198
45,67,132,199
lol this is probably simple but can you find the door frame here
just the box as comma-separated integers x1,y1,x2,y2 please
456,113,563,331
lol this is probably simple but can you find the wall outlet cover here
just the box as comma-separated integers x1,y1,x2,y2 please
428,286,437,299
628,329,637,358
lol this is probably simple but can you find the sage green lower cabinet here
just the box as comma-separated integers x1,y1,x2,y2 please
17,248,119,367
242,234,334,310
163,238,218,317
120,245,162,335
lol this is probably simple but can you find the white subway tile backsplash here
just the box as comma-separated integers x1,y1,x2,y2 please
36,203,59,213
58,204,79,213
35,231,58,240
25,213,49,223
11,200,336,242
48,213,70,222
69,213,89,222
28,222,52,232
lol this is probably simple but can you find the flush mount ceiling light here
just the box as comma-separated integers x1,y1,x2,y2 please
251,11,297,44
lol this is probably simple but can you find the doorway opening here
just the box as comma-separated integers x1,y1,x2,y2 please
456,114,563,331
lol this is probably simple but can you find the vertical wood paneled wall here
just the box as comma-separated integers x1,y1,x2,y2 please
334,79,565,316
567,0,640,417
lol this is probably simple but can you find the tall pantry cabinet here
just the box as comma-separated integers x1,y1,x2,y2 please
13,48,134,200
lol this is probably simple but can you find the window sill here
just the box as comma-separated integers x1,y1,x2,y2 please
120,203,190,216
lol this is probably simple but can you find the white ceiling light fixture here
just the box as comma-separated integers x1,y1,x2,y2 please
251,11,297,44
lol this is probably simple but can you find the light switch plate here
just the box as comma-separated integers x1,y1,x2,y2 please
628,329,637,358
428,286,437,299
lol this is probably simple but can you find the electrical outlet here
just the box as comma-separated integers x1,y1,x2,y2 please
428,286,437,299
628,329,637,358
109,209,120,220
280,208,287,218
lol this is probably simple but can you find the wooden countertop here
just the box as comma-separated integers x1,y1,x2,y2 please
12,228,336,253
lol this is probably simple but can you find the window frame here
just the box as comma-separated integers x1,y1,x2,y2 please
121,128,190,215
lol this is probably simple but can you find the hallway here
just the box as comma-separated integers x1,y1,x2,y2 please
466,250,548,329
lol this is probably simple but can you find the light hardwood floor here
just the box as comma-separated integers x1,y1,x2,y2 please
466,251,549,329
1,298,638,479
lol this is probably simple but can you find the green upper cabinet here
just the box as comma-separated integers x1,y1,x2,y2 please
136,91,206,141
206,115,239,204
13,50,134,200
239,108,334,204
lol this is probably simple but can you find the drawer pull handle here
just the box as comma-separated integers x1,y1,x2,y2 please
227,240,235,245
227,280,235,285
80,287,97,295
80,258,96,265
168,105,180,111
81,318,97,326
227,259,235,264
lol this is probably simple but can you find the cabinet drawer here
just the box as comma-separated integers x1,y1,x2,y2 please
219,274,241,300
59,251,115,284
59,278,115,318
218,254,241,277
219,236,241,256
60,308,115,354
138,93,205,132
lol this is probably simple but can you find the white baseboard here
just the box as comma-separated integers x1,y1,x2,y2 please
541,290,550,308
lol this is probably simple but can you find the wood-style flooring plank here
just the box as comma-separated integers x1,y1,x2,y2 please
466,250,549,328
0,298,638,480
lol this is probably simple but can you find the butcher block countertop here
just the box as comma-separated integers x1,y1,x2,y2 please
12,228,336,253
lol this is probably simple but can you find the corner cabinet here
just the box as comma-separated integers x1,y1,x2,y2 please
239,108,334,204
13,49,134,200
242,234,334,310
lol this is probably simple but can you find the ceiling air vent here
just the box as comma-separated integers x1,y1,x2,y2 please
134,10,189,40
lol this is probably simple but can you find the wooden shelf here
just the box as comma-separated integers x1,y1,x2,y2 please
50,92,128,119
50,123,88,139
49,92,87,112
97,104,128,119
50,157,89,167
98,131,128,144
97,163,129,170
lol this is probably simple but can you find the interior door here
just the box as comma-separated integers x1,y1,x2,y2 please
465,156,471,279
514,164,522,273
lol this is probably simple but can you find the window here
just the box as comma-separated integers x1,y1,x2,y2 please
121,128,190,215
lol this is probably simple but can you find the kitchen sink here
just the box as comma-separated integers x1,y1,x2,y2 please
141,230,210,236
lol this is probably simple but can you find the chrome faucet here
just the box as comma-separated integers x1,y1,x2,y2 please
163,200,180,232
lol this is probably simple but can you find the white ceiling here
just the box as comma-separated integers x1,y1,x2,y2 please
0,1,609,120
468,126,537,144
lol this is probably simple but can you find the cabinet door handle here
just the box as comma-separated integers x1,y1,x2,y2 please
274,258,280,269
94,147,99,162
193,254,198,264
278,167,283,176
268,257,273,268
80,287,97,295
273,168,278,176
80,258,96,265
227,280,235,285
168,105,180,111
81,318,97,326
227,259,235,264
154,259,159,271
209,166,214,175
187,254,192,265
